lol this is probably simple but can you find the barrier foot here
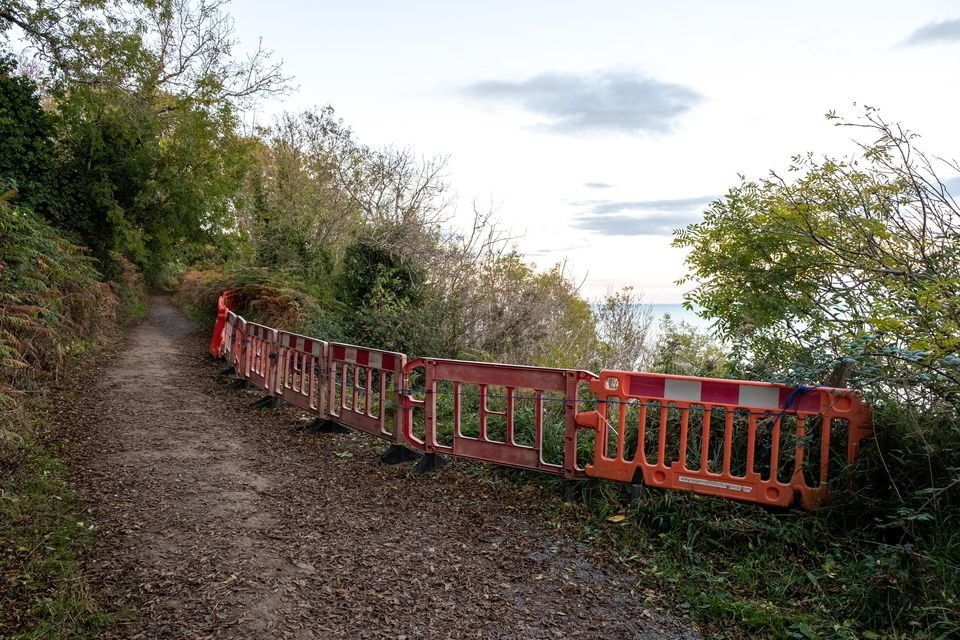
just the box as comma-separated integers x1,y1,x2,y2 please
229,378,249,389
411,453,447,476
303,419,350,435
218,365,235,376
295,418,320,433
251,395,279,409
380,444,421,465
629,469,646,505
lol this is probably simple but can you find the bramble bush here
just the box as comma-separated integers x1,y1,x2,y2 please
655,110,960,638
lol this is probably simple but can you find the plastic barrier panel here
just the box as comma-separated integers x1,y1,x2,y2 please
276,331,327,413
223,312,247,376
221,311,243,363
402,358,597,477
209,294,229,358
576,371,872,508
209,290,237,358
243,322,277,392
327,343,406,443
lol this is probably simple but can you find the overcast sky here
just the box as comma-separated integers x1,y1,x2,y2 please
231,1,960,302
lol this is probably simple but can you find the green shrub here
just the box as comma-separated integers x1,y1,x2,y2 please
176,266,347,342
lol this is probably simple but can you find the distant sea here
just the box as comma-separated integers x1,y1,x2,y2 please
648,303,711,330
593,302,710,333
591,302,712,334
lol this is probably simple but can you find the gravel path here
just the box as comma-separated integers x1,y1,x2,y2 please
68,297,699,639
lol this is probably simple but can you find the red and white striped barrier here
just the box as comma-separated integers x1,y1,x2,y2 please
275,331,327,413
208,291,872,509
576,371,872,508
209,290,237,358
224,311,246,373
401,358,597,478
327,343,406,444
243,322,277,392
623,372,823,413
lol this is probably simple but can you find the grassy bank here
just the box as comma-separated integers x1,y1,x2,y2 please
466,399,958,639
1,403,115,638
0,205,145,637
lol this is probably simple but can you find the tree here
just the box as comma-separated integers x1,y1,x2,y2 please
1,0,286,102
648,315,726,377
0,55,59,214
674,108,960,403
140,0,287,108
592,287,653,371
307,106,452,268
1,0,285,279
48,81,248,276
0,0,124,80
233,111,361,279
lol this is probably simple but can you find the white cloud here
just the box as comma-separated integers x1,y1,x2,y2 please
460,70,702,134
573,196,715,236
904,19,960,45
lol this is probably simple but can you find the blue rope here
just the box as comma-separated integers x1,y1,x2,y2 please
782,384,815,411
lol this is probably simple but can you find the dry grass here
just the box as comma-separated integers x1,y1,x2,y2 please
0,208,145,412
1,204,144,637
176,267,320,331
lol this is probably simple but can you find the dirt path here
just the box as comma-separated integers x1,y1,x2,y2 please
69,297,698,639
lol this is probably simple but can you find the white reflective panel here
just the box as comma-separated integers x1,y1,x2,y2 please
738,385,780,409
664,378,702,402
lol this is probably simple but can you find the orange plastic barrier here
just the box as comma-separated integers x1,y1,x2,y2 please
402,358,597,477
275,331,327,413
208,291,873,509
209,290,237,358
327,343,406,444
576,371,872,508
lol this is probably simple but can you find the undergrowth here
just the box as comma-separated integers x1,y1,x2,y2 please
176,267,347,342
0,402,116,639
182,267,959,639
510,401,958,639
0,203,143,636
